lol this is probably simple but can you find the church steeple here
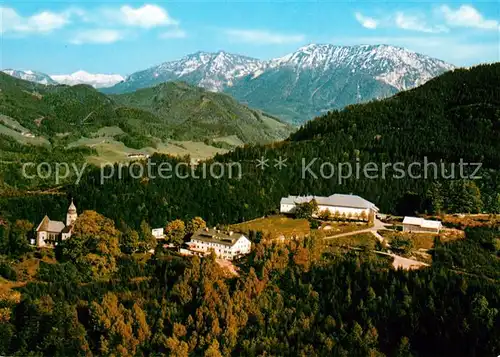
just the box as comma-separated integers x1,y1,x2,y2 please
66,199,78,226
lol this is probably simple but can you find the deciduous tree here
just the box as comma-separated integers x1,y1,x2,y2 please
187,216,206,234
165,219,186,246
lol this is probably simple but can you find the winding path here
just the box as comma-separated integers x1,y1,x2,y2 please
323,218,389,241
323,218,429,270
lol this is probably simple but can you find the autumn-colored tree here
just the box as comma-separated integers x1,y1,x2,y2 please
60,210,121,279
187,216,207,234
90,292,151,357
318,209,332,221
292,244,311,271
165,219,186,246
204,339,223,357
72,210,121,256
166,337,189,357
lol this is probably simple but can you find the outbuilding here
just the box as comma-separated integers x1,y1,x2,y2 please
402,216,442,234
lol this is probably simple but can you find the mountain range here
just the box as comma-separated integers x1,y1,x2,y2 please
1,69,124,89
1,69,58,86
4,44,455,123
103,44,455,123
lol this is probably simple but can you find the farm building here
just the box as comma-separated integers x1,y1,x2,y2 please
402,216,442,234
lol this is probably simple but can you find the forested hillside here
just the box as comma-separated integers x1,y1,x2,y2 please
0,73,292,190
0,74,117,138
73,64,500,224
0,210,499,356
1,64,498,228
0,73,290,145
291,64,500,167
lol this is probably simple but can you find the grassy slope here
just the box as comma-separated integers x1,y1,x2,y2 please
231,215,311,239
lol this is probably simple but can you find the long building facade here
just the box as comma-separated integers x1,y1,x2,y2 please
280,194,379,221
185,228,252,260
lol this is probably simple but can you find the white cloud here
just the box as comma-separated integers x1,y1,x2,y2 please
224,29,305,44
439,5,499,30
355,10,449,33
159,28,187,39
70,4,183,44
354,12,378,29
70,29,124,45
111,4,178,28
0,6,70,34
0,4,184,44
395,12,448,33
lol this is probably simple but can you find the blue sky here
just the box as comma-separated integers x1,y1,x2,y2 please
1,1,498,75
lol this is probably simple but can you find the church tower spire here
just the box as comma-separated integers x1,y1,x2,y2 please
66,199,78,226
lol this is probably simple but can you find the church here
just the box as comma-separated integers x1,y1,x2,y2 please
35,200,78,248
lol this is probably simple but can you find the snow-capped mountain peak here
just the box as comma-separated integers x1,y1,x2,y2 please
2,69,57,85
102,44,455,123
267,43,454,90
2,68,124,88
124,51,264,92
50,71,124,89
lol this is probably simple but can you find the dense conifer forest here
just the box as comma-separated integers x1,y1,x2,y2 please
0,210,499,356
0,211,500,357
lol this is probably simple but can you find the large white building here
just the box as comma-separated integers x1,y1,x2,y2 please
402,216,442,234
280,194,379,221
185,228,252,260
35,200,78,248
